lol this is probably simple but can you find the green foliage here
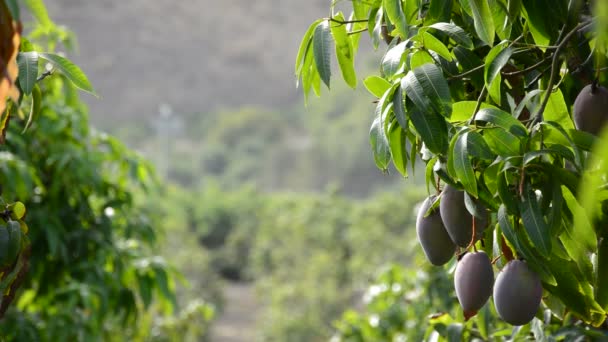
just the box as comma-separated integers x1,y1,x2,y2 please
298,0,608,336
0,1,215,340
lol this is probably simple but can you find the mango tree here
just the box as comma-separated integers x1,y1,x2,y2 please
296,0,608,336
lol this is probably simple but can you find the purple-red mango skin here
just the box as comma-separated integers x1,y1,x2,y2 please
573,84,608,136
416,196,456,266
494,260,542,326
440,185,488,247
454,251,494,315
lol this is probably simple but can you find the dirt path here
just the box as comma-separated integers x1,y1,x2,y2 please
210,282,260,342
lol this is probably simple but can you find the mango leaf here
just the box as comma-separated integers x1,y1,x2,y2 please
484,43,512,89
421,32,453,61
330,13,357,88
382,41,409,79
429,22,473,49
312,21,332,88
513,89,542,119
370,7,384,50
409,50,434,70
353,0,372,19
522,148,575,166
560,187,595,284
388,120,408,177
426,0,453,24
469,0,495,46
295,19,323,79
364,76,392,98
393,84,407,129
474,108,527,136
497,206,529,260
452,132,478,197
496,172,518,214
519,185,551,257
450,101,498,122
383,0,408,38
521,1,552,49
489,0,512,40
466,130,494,160
17,52,39,95
408,104,448,155
38,53,95,95
403,63,452,118
23,84,41,133
24,0,53,26
370,105,391,170
545,88,574,129
497,205,556,285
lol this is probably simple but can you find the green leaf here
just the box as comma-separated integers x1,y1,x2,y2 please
295,19,323,79
420,32,452,61
364,76,391,98
474,108,527,136
522,148,574,166
521,1,552,49
488,0,511,40
429,23,473,49
450,101,499,122
24,0,52,26
469,0,495,46
382,41,409,79
545,89,574,129
408,104,448,155
383,0,409,38
370,8,384,50
393,85,407,129
452,132,478,197
403,63,452,118
23,84,41,133
466,130,494,160
560,187,595,284
38,53,96,95
519,185,551,257
498,205,556,284
497,206,526,256
301,47,315,102
497,172,518,215
409,50,434,70
313,21,333,88
513,89,542,119
17,52,39,95
370,106,391,170
484,43,512,89
388,121,408,177
331,13,357,88
426,0,453,24
353,0,372,19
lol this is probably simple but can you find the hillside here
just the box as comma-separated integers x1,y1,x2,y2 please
45,0,333,128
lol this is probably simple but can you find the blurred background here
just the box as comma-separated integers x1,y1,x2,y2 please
34,1,436,341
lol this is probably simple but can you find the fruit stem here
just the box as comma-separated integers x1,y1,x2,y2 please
468,217,478,252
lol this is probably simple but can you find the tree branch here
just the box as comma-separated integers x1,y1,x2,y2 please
532,20,593,125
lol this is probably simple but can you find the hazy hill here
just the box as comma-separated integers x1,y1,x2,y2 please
46,0,331,128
